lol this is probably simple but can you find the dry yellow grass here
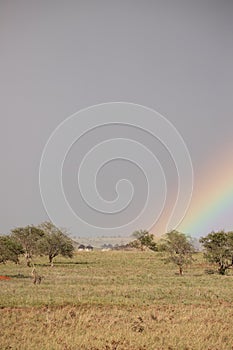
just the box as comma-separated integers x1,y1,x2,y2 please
1,251,233,349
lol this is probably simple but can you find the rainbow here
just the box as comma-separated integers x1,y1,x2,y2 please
179,184,233,236
178,146,233,237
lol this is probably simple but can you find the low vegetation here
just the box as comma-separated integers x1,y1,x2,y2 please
1,250,233,349
1,227,233,349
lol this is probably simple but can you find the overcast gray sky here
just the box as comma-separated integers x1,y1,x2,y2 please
1,0,233,237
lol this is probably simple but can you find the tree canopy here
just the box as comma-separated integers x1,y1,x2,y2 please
200,230,233,275
130,230,157,251
159,230,195,275
0,235,24,264
11,225,45,266
38,221,75,266
10,222,74,266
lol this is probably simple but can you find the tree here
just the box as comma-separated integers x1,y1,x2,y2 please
0,235,24,264
11,225,45,266
130,230,157,251
200,230,233,275
160,230,195,275
38,222,75,266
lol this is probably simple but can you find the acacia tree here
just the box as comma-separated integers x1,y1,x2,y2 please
0,235,24,264
130,230,157,251
160,230,195,275
38,222,75,266
11,225,45,266
200,230,233,275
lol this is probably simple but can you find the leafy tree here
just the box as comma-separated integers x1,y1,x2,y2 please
200,230,233,275
130,230,157,251
160,230,195,275
38,222,75,266
0,235,24,264
11,225,45,266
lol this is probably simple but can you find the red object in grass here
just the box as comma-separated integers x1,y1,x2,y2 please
0,275,11,280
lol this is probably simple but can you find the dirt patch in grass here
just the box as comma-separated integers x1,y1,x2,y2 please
0,275,11,280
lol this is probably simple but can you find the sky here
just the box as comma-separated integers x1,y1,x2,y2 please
1,0,233,238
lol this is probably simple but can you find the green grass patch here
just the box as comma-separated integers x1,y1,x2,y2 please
0,251,233,349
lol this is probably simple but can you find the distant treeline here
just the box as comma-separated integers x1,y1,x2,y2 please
1,224,233,275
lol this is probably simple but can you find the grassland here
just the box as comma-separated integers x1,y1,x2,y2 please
1,251,233,350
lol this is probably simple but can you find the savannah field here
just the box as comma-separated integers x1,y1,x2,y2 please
1,250,233,350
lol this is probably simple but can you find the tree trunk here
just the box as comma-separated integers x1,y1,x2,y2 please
218,265,226,275
49,255,54,267
25,253,31,267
